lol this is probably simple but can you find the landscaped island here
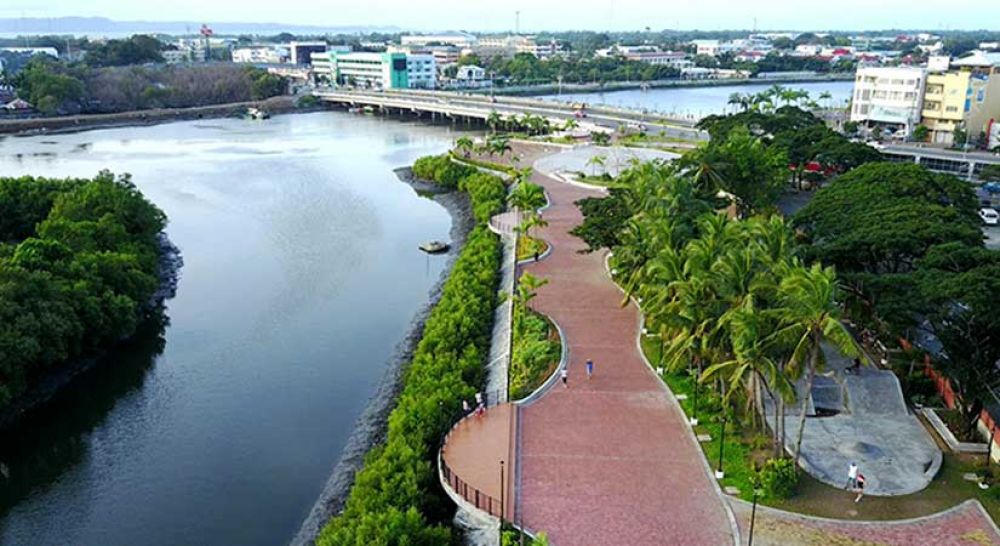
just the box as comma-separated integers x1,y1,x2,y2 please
0,171,176,421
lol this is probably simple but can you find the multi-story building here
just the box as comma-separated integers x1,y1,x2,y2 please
850,66,928,137
232,46,289,64
406,54,437,89
289,41,328,65
313,51,436,90
456,65,486,81
401,33,477,49
921,51,1000,145
691,40,741,57
475,35,558,60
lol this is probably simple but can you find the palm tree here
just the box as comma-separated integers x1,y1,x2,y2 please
508,180,546,212
455,136,474,158
518,212,549,240
563,118,580,132
486,111,502,134
487,136,512,158
586,154,607,176
818,91,833,109
773,263,861,466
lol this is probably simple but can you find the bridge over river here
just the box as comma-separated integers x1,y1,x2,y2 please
313,88,706,141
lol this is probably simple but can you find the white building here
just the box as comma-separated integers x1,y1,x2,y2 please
406,54,437,89
850,66,928,137
456,65,486,80
401,33,477,49
475,35,558,59
691,40,740,57
162,49,188,64
232,46,288,64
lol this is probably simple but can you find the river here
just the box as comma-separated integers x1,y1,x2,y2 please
539,80,855,119
0,112,467,546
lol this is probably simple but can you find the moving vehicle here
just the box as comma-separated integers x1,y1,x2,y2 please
246,107,270,120
980,207,1000,226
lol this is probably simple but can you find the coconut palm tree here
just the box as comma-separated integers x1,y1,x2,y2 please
773,263,861,466
455,136,474,158
508,180,546,212
586,154,607,176
818,91,833,109
486,111,502,134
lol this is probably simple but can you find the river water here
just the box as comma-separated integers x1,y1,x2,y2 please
540,80,855,119
0,112,465,546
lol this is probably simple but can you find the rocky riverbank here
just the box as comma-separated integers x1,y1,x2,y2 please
0,233,183,430
290,166,475,546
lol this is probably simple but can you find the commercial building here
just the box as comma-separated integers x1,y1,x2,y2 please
850,65,928,137
289,41,329,65
406,54,437,89
475,35,558,59
401,33,477,49
456,65,486,81
312,51,436,90
921,51,1000,146
691,40,741,57
232,46,289,64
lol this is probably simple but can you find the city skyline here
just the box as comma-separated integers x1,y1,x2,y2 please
0,0,998,33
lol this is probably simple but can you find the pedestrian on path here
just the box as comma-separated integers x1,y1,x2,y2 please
855,473,866,503
534,250,540,262
845,462,858,489
475,392,485,417
561,368,568,388
586,359,594,379
463,399,471,415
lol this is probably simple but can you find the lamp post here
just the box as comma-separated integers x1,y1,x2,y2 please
748,484,762,546
715,411,726,479
690,365,699,426
500,459,505,520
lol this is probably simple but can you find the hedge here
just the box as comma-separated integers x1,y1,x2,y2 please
317,157,506,545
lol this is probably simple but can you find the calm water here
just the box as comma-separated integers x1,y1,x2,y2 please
0,112,465,546
541,80,855,118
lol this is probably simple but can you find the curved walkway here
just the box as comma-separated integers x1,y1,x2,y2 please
728,498,1000,546
439,142,1000,546
514,152,735,545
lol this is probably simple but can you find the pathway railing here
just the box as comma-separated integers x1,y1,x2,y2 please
438,389,509,520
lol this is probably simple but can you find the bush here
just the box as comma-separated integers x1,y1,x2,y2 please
759,458,799,500
411,154,476,190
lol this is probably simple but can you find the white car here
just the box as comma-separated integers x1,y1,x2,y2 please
980,207,1000,226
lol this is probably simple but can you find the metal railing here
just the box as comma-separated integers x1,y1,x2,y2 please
438,388,509,520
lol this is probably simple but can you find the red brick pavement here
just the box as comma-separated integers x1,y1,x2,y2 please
515,163,736,546
729,498,1000,546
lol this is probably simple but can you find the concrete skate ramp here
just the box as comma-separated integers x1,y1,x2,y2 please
765,343,943,495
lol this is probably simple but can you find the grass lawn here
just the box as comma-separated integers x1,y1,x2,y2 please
639,336,1000,524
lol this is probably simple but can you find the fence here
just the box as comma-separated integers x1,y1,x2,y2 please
438,388,508,520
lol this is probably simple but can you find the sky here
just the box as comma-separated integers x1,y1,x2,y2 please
0,0,998,32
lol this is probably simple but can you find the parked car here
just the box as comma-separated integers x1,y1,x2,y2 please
980,207,1000,226
983,182,1000,194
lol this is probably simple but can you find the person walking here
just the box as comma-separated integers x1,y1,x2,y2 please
854,473,866,503
845,462,858,489
475,392,484,417
462,399,471,415
586,359,594,379
560,368,568,388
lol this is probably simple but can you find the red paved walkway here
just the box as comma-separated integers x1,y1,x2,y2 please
515,161,735,545
729,498,1000,546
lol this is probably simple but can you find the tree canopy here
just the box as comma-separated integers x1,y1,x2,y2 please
0,171,167,409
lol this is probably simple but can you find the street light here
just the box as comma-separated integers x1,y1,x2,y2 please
715,411,726,479
748,483,763,546
499,459,505,520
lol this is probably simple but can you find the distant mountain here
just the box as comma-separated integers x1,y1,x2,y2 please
0,17,400,36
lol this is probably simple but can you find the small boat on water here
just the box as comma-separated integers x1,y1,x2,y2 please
419,240,450,254
246,107,270,120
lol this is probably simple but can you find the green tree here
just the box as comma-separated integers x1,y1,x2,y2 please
774,263,860,465
912,124,930,142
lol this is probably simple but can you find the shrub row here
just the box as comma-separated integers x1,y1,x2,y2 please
317,157,504,545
